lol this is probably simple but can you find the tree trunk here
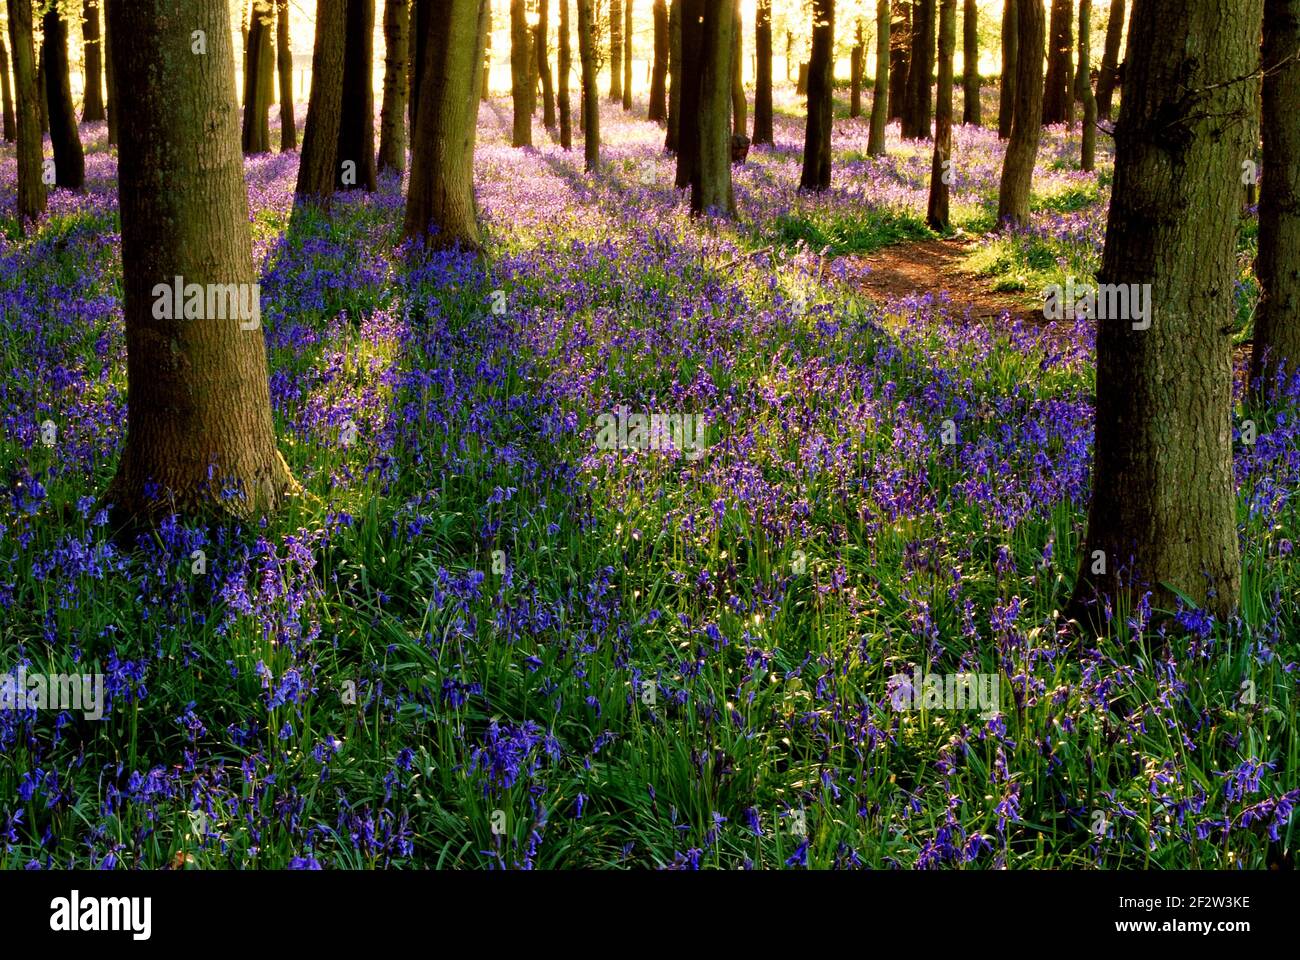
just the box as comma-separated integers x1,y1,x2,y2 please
105,0,299,523
337,0,377,190
1075,0,1096,170
378,0,408,171
6,0,44,226
0,33,15,142
410,0,431,137
510,0,532,145
623,0,633,109
961,0,979,125
104,0,118,144
36,48,46,133
1072,0,1260,622
731,0,745,137
753,0,772,144
1095,0,1124,120
888,0,910,120
43,8,85,190
998,0,1017,137
560,0,573,146
675,0,703,187
1042,0,1073,125
403,0,490,249
666,0,683,150
82,1,106,122
902,0,934,139
868,0,889,154
649,0,668,122
850,19,863,118
538,0,557,126
1251,0,1300,391
796,61,808,94
295,0,347,202
610,0,623,100
482,5,491,100
692,0,733,214
928,0,955,228
276,0,296,151
577,0,600,168
241,0,274,154
995,0,1043,226
800,0,833,191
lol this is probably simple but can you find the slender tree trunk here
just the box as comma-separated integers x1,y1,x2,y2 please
378,0,408,171
610,0,623,99
43,8,85,189
410,0,431,136
1095,0,1124,120
295,0,346,202
928,0,955,227
868,0,890,154
560,0,573,146
785,29,794,82
337,0,377,189
1251,0,1300,391
1042,0,1073,125
961,0,979,125
692,0,733,214
675,0,703,186
482,6,492,100
796,61,808,94
538,0,557,126
6,0,44,227
649,0,668,122
666,0,683,150
404,0,490,249
902,0,935,138
998,0,1018,137
511,0,532,145
276,0,296,151
1072,0,1260,622
623,0,633,109
577,0,600,169
241,0,274,154
888,0,910,120
731,0,745,137
105,0,299,522
1075,0,1096,170
104,0,117,144
82,1,106,122
800,0,833,190
996,0,1044,226
850,19,863,118
753,0,772,144
0,33,15,142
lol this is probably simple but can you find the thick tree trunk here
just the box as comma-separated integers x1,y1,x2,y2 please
692,0,733,214
961,0,979,125
105,0,299,522
998,0,1017,137
888,0,910,120
294,0,346,202
36,49,46,133
43,8,85,190
666,0,683,149
6,0,44,226
276,0,296,150
511,0,532,145
868,0,889,154
482,6,491,100
623,0,633,109
649,0,668,122
1251,0,1300,391
1095,0,1124,120
850,19,863,118
902,0,935,139
0,33,15,142
404,0,489,249
1042,0,1073,125
104,1,118,144
928,0,955,228
675,0,703,187
378,0,408,172
995,0,1044,226
410,0,431,136
538,0,557,126
577,0,600,168
559,0,573,146
753,0,772,144
337,0,377,190
241,0,274,154
82,1,106,122
1072,0,1259,622
610,0,623,99
1075,0,1096,170
800,0,833,191
731,0,745,137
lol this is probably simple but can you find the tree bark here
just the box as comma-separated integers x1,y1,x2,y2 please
82,1,106,122
105,0,300,523
753,0,772,144
623,0,633,109
649,0,668,122
538,0,557,126
559,0,573,146
43,8,85,189
482,5,491,100
888,0,910,120
666,0,683,149
577,0,600,168
295,0,346,202
995,0,1043,227
378,0,408,171
850,19,863,118
731,0,745,137
868,0,890,154
998,0,1017,137
510,0,532,145
928,0,955,227
1251,0,1300,391
1095,0,1124,120
36,47,46,133
337,0,377,189
404,0,490,249
692,0,734,214
6,0,44,226
961,0,979,125
675,0,703,186
241,0,274,154
610,0,623,99
1042,0,1073,125
1075,0,1096,170
1073,0,1259,622
902,0,935,138
800,0,833,190
0,34,14,143
276,0,296,151
104,0,118,144
411,0,432,137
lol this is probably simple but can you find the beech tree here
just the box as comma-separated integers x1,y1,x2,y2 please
105,0,299,521
623,0,632,110
692,0,734,214
1075,0,1096,171
649,0,668,122
0,33,13,143
731,0,744,137
753,0,772,144
560,0,573,147
961,0,978,125
577,0,600,168
927,0,955,229
995,0,1043,226
43,6,84,189
998,0,1017,137
610,0,623,100
276,0,295,150
1042,0,1072,125
902,0,934,139
241,0,274,154
867,0,889,154
337,0,377,190
674,0,702,186
378,0,408,172
82,0,105,123
511,0,532,146
800,0,834,190
295,0,346,201
1095,0,1124,120
6,0,44,226
538,0,557,127
888,0,909,120
104,2,117,144
850,18,863,118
